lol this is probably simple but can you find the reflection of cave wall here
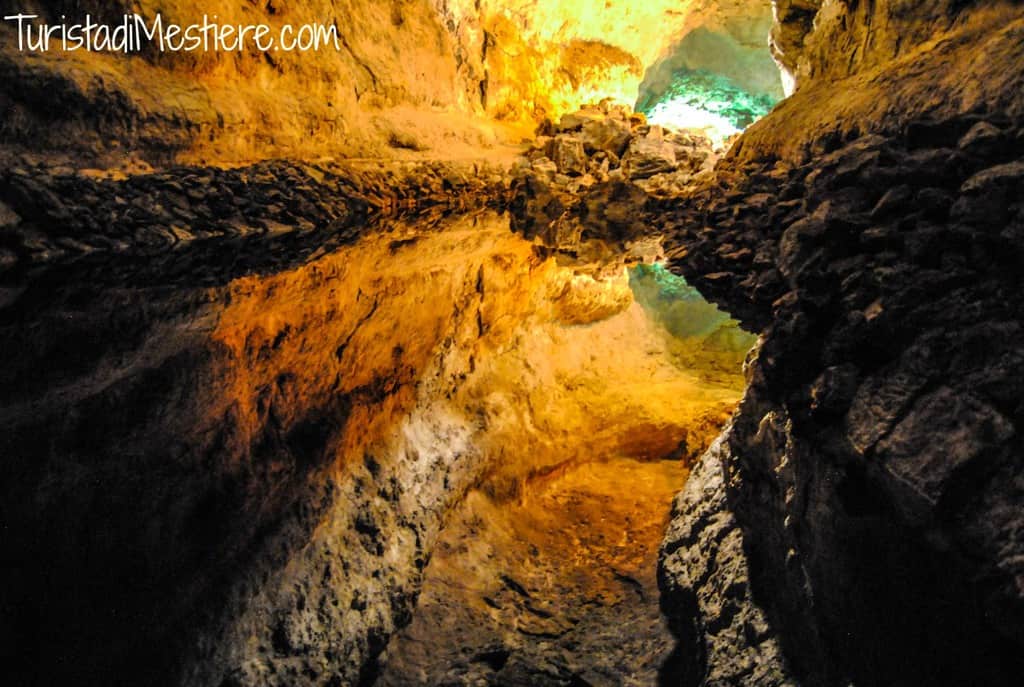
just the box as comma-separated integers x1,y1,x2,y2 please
629,264,756,362
0,209,748,686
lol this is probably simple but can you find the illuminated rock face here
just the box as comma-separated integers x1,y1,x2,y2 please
739,0,1024,161
0,0,779,163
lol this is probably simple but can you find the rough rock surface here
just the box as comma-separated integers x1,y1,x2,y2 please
656,111,1024,685
0,157,509,271
644,5,1024,685
378,456,686,686
659,420,795,687
744,0,1024,162
0,0,777,164
508,104,722,277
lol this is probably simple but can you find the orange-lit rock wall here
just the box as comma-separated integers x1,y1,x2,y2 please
0,211,748,685
739,0,1024,161
0,0,776,164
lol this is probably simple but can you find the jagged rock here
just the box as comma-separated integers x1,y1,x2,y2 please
549,136,588,176
531,156,558,178
0,160,511,266
660,426,797,687
657,112,1024,686
557,108,607,132
958,121,1004,156
580,117,632,157
622,136,678,180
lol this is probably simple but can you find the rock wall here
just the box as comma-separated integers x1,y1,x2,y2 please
0,0,496,164
656,2,1024,684
744,0,1024,161
0,0,777,165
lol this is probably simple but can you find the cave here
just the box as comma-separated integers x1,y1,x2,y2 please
2,2,1024,687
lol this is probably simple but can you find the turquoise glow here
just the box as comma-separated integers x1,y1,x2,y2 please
636,68,779,131
629,264,754,352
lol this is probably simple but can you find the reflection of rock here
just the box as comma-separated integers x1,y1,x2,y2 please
0,206,748,686
0,158,510,271
381,458,688,686
510,105,735,282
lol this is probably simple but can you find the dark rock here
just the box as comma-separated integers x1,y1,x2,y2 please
658,119,1024,687
659,428,797,687
873,387,1014,523
958,121,1005,158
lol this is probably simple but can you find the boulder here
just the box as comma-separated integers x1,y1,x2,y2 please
549,136,588,176
580,117,632,157
557,107,605,132
621,136,677,179
530,156,558,178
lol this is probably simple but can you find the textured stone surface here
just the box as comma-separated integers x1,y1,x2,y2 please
740,1,1024,162
0,157,510,271
644,14,1024,685
379,458,687,686
623,134,679,180
0,0,778,165
659,422,796,687
656,111,1024,685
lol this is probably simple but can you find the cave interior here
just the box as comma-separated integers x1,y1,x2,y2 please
1,1,1023,686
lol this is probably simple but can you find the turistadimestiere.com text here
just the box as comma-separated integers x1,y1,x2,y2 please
2,13,343,53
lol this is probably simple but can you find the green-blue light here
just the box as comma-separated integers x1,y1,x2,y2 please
637,68,779,131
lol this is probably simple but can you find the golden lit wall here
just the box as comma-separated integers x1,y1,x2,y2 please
0,0,775,162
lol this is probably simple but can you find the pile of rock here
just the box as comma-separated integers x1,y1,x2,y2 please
518,101,722,197
507,102,725,277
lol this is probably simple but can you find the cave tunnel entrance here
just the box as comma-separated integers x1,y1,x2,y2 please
635,21,785,144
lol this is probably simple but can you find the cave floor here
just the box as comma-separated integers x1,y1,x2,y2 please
377,456,686,686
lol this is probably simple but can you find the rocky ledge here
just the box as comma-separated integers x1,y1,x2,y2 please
507,103,726,277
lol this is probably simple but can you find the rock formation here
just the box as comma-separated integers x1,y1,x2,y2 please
2,1,1024,686
654,2,1024,685
0,0,776,164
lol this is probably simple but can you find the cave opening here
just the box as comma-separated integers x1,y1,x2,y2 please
635,21,785,144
